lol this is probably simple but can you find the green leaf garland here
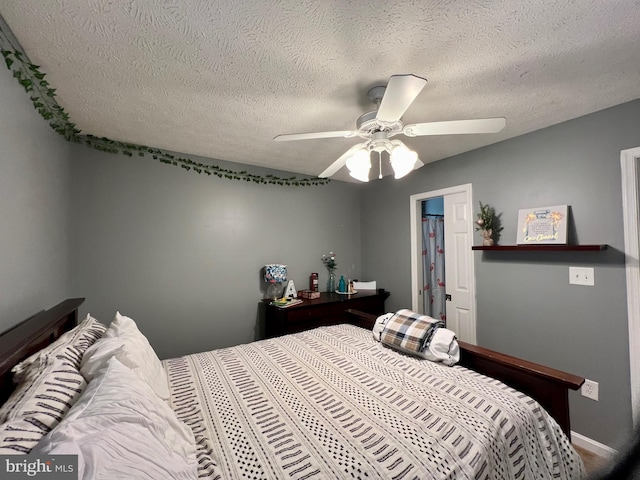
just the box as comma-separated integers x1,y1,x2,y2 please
0,26,329,187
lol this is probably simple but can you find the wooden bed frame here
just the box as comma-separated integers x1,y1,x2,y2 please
0,298,84,405
0,299,583,440
346,309,584,438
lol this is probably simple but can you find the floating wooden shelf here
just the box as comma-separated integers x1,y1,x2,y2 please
472,244,608,251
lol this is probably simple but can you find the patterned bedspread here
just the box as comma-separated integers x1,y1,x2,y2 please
164,324,584,480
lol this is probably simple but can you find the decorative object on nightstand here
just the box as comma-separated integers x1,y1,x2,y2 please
353,280,376,290
327,271,336,293
338,275,346,293
284,280,297,298
321,251,337,292
475,202,503,246
298,289,321,299
264,264,287,300
310,272,319,291
270,297,303,308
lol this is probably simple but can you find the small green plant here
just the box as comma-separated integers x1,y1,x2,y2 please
475,202,502,232
475,202,503,243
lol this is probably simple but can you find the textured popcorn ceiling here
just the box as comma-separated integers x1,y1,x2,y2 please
1,1,639,182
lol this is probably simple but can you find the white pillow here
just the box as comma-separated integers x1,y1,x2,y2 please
372,313,394,342
422,328,460,366
80,312,170,401
33,357,197,480
102,311,144,339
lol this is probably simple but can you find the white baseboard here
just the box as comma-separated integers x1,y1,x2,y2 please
572,431,618,459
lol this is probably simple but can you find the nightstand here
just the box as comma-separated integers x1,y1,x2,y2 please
264,290,389,338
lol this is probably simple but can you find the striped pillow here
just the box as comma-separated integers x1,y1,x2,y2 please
11,314,106,383
69,314,107,353
0,346,87,454
380,309,444,355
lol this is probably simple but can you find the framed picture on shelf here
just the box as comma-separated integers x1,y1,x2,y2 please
516,205,568,244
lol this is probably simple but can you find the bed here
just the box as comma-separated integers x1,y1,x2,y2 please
0,298,586,479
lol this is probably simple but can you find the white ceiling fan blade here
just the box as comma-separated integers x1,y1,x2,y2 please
318,142,368,178
403,118,506,137
376,74,427,123
274,130,357,141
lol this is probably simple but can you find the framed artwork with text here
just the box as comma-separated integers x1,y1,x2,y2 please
516,205,568,244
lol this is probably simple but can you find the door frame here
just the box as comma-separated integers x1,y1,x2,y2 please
621,147,640,425
410,183,477,343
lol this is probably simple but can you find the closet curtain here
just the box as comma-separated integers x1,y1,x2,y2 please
422,215,446,320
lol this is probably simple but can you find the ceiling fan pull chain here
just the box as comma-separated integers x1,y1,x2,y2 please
378,151,383,179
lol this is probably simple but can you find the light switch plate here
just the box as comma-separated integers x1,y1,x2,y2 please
569,266,595,286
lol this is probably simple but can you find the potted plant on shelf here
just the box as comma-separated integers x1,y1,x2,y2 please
475,202,503,246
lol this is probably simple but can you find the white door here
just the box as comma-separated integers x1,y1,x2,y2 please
443,192,475,343
410,184,476,344
621,146,640,424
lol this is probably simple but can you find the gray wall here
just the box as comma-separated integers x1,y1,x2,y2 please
69,145,363,359
0,60,72,330
3,46,638,449
360,99,640,448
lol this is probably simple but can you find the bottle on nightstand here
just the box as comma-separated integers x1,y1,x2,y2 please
338,275,346,293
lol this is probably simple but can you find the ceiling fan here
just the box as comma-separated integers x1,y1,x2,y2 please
274,74,506,181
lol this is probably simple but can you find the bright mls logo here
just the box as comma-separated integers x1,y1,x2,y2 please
1,455,77,479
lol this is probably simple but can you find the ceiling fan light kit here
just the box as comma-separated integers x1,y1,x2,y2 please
345,149,371,182
389,143,418,179
274,74,506,182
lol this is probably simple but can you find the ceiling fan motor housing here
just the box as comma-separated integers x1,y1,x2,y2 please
369,131,392,153
356,110,403,139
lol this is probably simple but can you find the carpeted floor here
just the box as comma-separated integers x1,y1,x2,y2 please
574,444,610,476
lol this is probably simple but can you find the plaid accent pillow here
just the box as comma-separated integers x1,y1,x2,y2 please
380,309,444,355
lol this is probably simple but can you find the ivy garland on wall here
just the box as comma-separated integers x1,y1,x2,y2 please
0,28,329,186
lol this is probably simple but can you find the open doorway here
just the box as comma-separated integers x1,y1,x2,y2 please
420,197,446,320
410,184,477,344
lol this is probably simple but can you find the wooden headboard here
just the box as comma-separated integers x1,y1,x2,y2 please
345,309,584,439
0,298,85,404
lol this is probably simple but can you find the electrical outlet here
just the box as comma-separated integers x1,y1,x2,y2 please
581,379,599,401
569,266,595,286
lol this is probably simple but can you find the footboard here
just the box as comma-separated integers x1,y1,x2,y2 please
345,309,584,438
